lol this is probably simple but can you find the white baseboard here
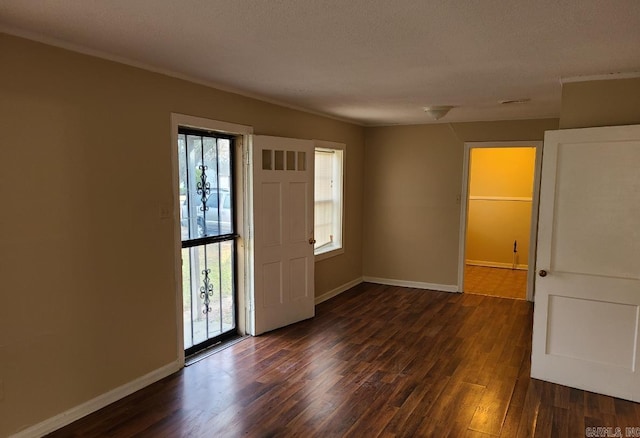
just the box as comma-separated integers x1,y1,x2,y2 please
363,276,458,293
10,360,182,438
466,259,528,270
315,277,363,304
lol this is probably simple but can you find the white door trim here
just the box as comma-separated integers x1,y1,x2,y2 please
457,140,543,302
169,113,253,366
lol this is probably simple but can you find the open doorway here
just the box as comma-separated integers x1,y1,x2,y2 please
170,114,253,365
177,128,239,356
458,141,543,301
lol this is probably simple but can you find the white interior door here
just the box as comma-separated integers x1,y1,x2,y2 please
251,135,315,335
531,124,640,401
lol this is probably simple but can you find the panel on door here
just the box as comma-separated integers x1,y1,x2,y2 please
252,135,315,335
531,124,640,401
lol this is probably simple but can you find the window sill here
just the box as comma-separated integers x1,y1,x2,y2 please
315,244,344,262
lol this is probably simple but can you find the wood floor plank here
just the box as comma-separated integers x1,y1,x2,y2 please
614,398,640,432
568,387,587,438
415,380,486,436
553,383,571,410
468,378,517,435
387,377,452,437
500,399,525,437
515,378,543,437
45,283,640,437
532,401,553,438
550,406,570,437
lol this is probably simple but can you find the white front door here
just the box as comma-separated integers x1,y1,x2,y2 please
531,124,640,401
251,135,315,335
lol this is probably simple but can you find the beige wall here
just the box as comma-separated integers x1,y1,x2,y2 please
363,119,558,286
466,147,536,268
10,27,631,435
560,77,640,129
0,33,364,436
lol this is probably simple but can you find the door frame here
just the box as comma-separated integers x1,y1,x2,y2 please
457,140,543,302
170,113,253,366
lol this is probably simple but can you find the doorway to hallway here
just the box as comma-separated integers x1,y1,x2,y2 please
458,142,542,301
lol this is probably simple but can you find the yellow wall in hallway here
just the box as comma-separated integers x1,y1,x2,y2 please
466,147,536,268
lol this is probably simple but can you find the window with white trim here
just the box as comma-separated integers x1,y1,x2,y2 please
314,142,344,257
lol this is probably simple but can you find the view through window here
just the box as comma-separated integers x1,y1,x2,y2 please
314,145,344,256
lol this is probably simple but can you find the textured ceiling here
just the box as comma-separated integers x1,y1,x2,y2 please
1,0,639,125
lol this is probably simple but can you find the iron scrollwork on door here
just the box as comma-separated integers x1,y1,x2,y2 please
196,164,210,212
179,127,237,356
200,268,214,314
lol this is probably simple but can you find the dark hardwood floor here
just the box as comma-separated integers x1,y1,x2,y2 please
48,283,640,437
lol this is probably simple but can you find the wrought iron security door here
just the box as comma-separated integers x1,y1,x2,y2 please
178,128,238,356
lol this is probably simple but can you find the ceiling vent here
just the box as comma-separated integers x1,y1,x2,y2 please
499,98,531,105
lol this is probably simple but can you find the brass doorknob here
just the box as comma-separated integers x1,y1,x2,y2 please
309,238,316,245
538,270,548,277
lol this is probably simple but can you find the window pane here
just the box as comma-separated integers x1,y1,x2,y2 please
182,134,233,239
314,147,343,254
189,245,207,346
184,135,204,239
184,242,236,345
286,150,296,170
207,242,221,338
201,136,220,236
182,248,193,349
221,241,235,329
275,150,285,170
262,149,272,170
315,200,333,248
178,134,189,241
217,139,233,235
